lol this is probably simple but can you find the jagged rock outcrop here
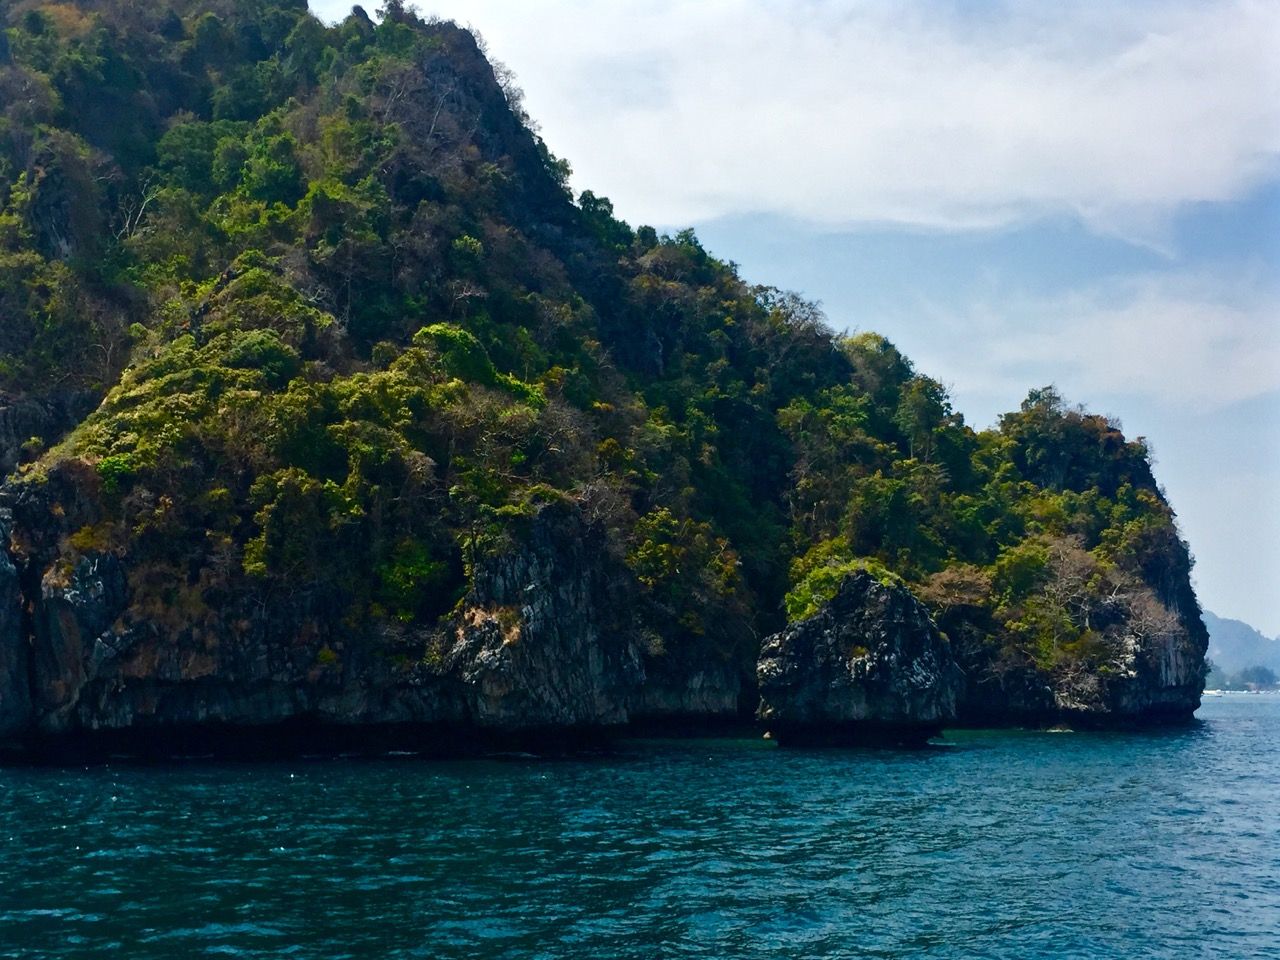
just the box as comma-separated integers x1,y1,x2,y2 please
0,477,1208,754
0,458,753,753
438,500,644,728
757,573,963,744
0,458,1209,754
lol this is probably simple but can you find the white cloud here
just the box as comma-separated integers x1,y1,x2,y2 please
313,0,1280,241
904,272,1280,417
308,0,1280,637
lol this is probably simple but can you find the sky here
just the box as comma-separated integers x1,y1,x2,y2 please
313,1,1280,636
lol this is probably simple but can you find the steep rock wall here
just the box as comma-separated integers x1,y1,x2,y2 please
757,573,963,744
0,490,652,751
0,512,28,743
943,541,1207,727
442,500,644,728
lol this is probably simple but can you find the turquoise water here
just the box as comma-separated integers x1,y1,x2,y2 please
2,697,1278,958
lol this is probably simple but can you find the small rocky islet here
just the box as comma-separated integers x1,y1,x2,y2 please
0,1,1206,759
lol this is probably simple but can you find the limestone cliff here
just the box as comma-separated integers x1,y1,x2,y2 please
0,487,645,749
0,486,745,753
933,534,1207,727
757,573,963,745
0,512,28,745
0,495,1208,753
437,500,644,728
0,0,1210,755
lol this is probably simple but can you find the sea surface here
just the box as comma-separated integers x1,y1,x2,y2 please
1,696,1278,959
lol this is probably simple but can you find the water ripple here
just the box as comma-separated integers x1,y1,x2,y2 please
1,698,1278,958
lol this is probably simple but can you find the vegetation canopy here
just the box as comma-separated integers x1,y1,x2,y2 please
0,0,1204,695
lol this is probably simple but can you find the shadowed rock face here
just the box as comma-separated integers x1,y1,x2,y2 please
32,552,128,731
0,392,100,477
442,500,644,728
757,573,963,744
0,513,29,743
0,400,49,477
0,496,1206,753
0,473,750,754
0,496,649,751
630,659,743,721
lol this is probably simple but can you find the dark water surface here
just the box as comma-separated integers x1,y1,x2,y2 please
2,697,1278,959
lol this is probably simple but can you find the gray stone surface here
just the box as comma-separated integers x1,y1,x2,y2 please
0,514,29,741
757,572,963,742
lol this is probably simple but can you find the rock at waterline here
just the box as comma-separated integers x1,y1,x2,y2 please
757,572,963,745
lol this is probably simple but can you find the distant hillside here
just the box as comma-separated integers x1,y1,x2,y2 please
1205,612,1280,675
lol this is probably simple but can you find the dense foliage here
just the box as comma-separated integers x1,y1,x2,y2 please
0,0,1203,693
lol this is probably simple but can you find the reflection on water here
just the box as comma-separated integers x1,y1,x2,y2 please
1,697,1277,959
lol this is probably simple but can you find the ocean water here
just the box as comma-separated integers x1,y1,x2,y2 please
1,696,1277,959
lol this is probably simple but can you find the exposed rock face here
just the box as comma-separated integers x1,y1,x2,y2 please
943,538,1208,727
757,573,963,744
0,512,29,743
952,608,1205,728
0,468,1206,754
631,656,743,721
0,492,652,752
32,551,128,731
440,500,643,728
1046,589,1205,725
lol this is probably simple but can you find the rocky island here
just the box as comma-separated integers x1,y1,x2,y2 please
0,0,1206,758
